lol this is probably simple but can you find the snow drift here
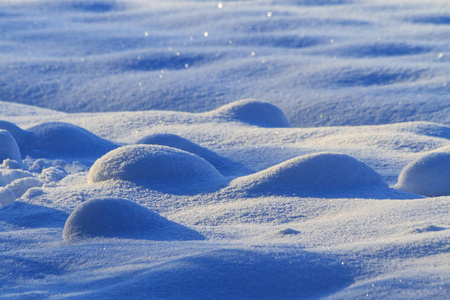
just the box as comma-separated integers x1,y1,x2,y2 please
88,145,225,192
396,152,450,197
63,198,205,241
229,152,388,196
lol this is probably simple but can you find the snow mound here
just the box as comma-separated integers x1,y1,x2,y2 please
0,130,21,163
90,249,352,299
136,133,248,176
395,152,450,197
2,159,24,170
212,99,290,128
24,122,118,159
88,145,225,192
63,198,205,241
229,152,388,196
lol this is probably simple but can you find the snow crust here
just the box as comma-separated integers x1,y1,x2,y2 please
396,152,450,197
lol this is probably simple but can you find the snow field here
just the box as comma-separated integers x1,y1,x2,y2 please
0,0,449,298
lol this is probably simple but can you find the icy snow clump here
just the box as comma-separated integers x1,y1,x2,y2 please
0,130,21,163
88,145,225,190
212,99,290,127
0,169,33,186
395,152,450,197
7,177,43,198
230,152,388,196
38,167,67,183
63,198,205,241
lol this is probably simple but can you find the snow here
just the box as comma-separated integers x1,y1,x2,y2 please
395,152,450,197
0,0,449,298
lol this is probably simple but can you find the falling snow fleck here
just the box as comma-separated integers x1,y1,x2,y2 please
267,12,272,17
204,32,209,37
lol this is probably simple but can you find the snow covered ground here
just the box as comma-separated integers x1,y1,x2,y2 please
0,0,449,299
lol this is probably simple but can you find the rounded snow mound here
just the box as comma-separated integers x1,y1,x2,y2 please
212,99,290,128
136,133,247,176
230,152,387,195
0,130,21,163
395,152,450,197
63,198,205,241
88,145,224,190
25,122,117,159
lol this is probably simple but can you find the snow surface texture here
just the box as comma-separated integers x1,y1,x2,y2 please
63,198,205,241
0,0,449,299
396,152,450,197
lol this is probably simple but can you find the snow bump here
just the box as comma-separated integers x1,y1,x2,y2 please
395,152,450,197
88,145,225,192
63,198,205,241
25,122,118,159
230,152,388,196
212,99,290,128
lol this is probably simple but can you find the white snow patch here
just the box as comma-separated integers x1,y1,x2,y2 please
63,198,205,241
395,152,450,197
